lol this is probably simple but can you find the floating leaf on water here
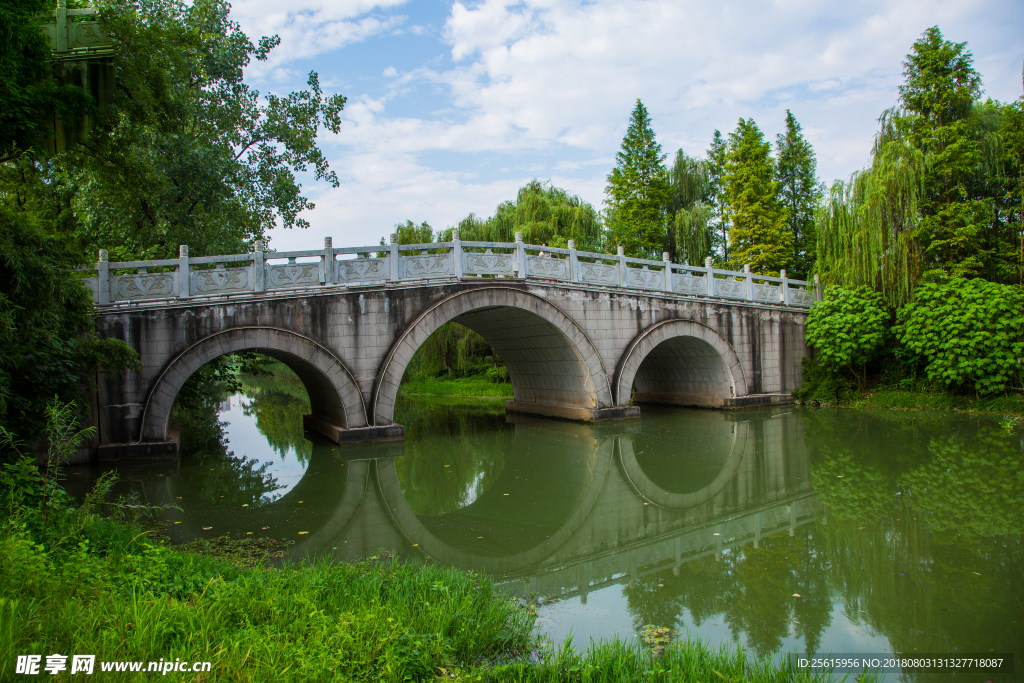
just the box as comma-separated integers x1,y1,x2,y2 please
203,527,212,531
298,501,303,504
792,593,801,598
173,521,181,525
972,572,982,576
241,504,248,507
412,544,418,547
298,531,309,535
262,526,269,530
246,532,252,535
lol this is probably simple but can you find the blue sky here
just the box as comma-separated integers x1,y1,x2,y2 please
228,0,1024,251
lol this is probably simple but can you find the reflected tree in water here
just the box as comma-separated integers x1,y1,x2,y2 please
174,398,284,506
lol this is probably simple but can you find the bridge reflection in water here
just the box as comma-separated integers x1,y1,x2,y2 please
209,405,814,600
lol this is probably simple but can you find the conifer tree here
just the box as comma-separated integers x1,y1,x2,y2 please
724,118,792,274
707,130,729,262
605,99,669,257
776,111,823,279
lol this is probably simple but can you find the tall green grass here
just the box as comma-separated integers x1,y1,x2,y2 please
399,376,513,398
0,519,532,682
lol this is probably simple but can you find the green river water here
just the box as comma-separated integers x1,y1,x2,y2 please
69,370,1023,681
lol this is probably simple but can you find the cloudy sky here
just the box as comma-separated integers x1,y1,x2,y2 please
228,0,1024,251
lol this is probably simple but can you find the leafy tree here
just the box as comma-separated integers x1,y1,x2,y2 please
666,149,713,265
393,220,434,245
900,27,988,281
2,0,346,260
896,279,1024,395
450,180,602,251
815,27,1023,304
723,118,791,274
804,286,889,390
0,0,94,162
605,99,669,257
0,208,136,446
775,110,822,279
707,130,729,262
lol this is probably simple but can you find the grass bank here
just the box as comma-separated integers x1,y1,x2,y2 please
0,517,847,682
399,375,513,399
849,387,1024,415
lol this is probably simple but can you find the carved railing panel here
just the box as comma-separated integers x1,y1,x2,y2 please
464,251,515,277
673,273,707,296
713,278,746,300
266,262,319,290
625,267,663,290
751,282,781,304
191,266,250,295
338,258,389,282
526,255,569,280
787,287,814,307
111,272,177,301
401,253,453,279
578,261,617,286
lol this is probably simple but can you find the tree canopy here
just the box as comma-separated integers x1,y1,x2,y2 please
605,99,670,257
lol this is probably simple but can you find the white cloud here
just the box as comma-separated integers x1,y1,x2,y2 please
236,0,1024,252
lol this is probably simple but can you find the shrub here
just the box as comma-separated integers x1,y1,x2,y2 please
896,279,1024,395
804,286,890,390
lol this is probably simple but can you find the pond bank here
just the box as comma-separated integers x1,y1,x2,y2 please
802,387,1024,416
0,515,838,682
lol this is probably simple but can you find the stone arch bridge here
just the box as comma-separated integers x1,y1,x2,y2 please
84,233,818,458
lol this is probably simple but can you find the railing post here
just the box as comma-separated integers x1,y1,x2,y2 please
322,237,334,285
705,256,714,298
452,229,463,278
96,249,110,305
780,269,788,305
662,252,672,293
254,240,265,293
178,245,190,298
617,246,626,287
515,232,526,278
568,239,578,282
814,274,822,301
743,264,753,301
389,233,399,281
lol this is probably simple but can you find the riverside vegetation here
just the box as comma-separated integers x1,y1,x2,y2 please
0,400,851,682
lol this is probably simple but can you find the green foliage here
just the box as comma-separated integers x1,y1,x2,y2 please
815,27,1024,305
792,358,857,405
0,208,137,443
450,180,603,251
896,278,1024,395
706,129,730,263
775,111,823,279
2,0,346,260
666,149,714,265
605,100,670,258
0,0,95,162
804,286,889,389
724,118,792,274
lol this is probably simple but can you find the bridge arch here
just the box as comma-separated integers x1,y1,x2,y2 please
139,327,367,442
614,319,747,407
372,287,613,426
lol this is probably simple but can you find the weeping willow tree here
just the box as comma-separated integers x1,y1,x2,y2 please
667,150,714,264
402,322,499,381
815,112,927,307
445,180,603,251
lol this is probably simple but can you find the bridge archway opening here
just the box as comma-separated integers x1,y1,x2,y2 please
374,288,613,426
616,320,747,408
140,327,367,443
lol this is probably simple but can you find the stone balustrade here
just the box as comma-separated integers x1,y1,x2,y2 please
81,231,821,308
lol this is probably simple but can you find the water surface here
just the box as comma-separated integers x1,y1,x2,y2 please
74,372,1023,681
